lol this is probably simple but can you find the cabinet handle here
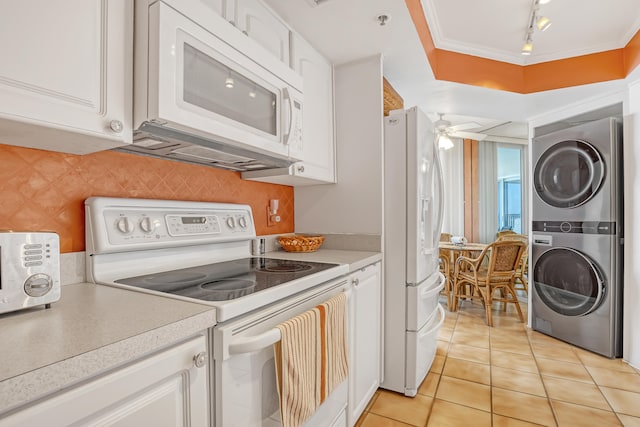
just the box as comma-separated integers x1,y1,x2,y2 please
297,165,305,173
193,351,208,368
351,278,359,286
109,120,123,133
242,30,248,36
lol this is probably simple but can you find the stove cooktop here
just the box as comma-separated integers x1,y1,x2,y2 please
115,257,338,302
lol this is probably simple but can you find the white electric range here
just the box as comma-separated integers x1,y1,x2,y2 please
85,197,350,427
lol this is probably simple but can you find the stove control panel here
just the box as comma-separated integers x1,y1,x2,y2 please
99,207,254,246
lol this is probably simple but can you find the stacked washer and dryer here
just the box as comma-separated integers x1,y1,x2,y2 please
531,117,623,358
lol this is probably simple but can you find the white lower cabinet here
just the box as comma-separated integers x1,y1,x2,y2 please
347,262,382,426
1,336,209,427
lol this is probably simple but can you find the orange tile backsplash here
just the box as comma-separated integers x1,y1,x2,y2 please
0,144,294,253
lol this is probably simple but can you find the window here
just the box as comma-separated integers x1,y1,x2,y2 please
497,145,523,233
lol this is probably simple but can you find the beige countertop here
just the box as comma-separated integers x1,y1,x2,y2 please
264,249,382,272
0,283,216,414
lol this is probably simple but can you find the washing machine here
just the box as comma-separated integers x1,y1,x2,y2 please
530,116,623,358
532,117,621,221
531,224,622,357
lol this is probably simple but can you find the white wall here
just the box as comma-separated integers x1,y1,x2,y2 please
624,78,640,367
294,55,384,236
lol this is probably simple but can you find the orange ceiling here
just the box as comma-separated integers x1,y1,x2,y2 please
406,0,640,94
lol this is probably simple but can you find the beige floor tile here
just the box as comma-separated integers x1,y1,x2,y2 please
447,343,490,364
492,367,546,397
358,412,415,427
369,390,433,426
442,357,491,385
490,327,529,340
427,399,491,427
551,400,621,427
585,366,640,393
436,376,491,411
575,351,637,373
618,414,640,427
491,349,539,374
491,338,533,356
492,387,556,426
542,376,611,410
601,387,640,417
418,372,440,397
430,355,445,374
493,414,546,427
438,326,454,342
437,339,450,356
527,330,568,347
451,331,490,349
536,357,593,383
531,343,581,364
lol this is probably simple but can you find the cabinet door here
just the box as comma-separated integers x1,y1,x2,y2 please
1,336,210,427
235,0,290,64
348,262,382,427
0,0,132,154
290,33,337,184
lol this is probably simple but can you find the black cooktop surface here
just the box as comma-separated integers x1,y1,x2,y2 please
115,257,338,301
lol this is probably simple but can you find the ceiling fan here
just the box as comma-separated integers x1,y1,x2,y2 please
434,113,488,142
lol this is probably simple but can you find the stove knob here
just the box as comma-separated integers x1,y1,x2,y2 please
115,217,134,234
238,216,247,228
226,217,236,229
139,217,157,234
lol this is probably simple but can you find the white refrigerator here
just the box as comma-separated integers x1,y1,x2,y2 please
381,106,446,397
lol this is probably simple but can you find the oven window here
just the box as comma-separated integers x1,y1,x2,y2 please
533,140,604,208
533,248,604,316
183,43,277,136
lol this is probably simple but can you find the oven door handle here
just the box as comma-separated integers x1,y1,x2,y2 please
227,287,352,356
228,328,282,356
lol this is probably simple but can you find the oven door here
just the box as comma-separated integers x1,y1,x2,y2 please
145,2,303,160
212,278,350,427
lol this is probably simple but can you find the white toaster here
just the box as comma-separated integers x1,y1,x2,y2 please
0,231,61,314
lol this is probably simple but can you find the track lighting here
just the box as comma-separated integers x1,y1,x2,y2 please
520,0,552,55
521,36,534,55
225,76,234,89
536,15,551,31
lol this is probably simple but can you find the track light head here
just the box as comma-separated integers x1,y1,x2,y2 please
536,15,551,31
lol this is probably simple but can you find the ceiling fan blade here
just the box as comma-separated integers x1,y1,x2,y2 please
448,121,481,132
450,131,487,141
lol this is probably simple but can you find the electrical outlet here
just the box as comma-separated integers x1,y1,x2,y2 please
267,207,281,227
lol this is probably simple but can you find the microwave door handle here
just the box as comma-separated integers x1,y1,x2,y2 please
283,88,294,146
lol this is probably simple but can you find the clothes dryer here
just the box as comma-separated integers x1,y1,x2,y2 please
531,222,622,358
532,117,621,222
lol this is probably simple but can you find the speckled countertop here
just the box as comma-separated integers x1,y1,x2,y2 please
0,283,216,414
265,249,382,272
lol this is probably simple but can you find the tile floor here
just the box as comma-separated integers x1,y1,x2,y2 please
356,298,640,427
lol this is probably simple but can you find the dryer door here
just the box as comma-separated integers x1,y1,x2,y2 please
533,247,604,316
533,140,604,208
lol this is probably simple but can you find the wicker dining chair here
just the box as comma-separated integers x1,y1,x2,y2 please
439,233,453,309
496,233,529,295
451,240,526,326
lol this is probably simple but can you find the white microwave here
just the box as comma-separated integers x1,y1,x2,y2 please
127,0,304,171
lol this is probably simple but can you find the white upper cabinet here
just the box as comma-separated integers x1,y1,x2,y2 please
0,0,133,154
290,32,336,183
242,31,337,185
234,0,291,64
